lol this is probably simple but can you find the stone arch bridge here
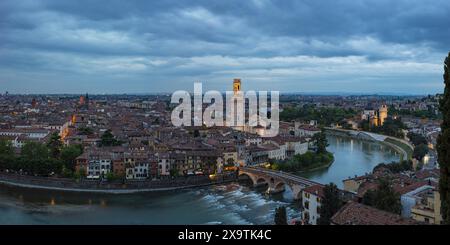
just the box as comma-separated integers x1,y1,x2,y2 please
238,166,320,200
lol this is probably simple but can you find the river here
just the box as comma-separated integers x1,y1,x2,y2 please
0,135,399,224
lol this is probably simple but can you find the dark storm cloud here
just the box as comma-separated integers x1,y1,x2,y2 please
0,0,448,94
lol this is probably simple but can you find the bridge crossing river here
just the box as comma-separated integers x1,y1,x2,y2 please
239,166,321,200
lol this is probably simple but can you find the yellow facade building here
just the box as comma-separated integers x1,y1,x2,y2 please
411,190,443,225
378,105,388,125
368,105,388,127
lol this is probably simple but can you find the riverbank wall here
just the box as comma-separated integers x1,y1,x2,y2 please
0,172,237,194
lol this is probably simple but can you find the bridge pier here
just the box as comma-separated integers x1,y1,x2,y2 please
266,185,285,195
291,185,303,200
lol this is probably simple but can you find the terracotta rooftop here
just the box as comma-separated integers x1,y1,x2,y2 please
356,181,379,198
331,201,420,225
414,169,440,180
303,184,325,198
394,181,432,195
297,125,320,131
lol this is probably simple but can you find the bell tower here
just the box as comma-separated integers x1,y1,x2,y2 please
379,105,388,126
230,78,244,130
233,79,241,95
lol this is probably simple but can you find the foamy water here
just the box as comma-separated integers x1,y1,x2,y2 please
0,182,298,224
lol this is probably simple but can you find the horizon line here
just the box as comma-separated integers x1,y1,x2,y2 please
1,92,441,97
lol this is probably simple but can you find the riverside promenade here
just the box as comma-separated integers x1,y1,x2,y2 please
0,172,238,194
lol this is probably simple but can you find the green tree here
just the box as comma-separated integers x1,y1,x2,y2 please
413,144,429,161
362,189,376,206
407,132,428,146
274,151,334,172
416,162,424,171
61,165,74,178
318,183,342,225
270,163,280,171
78,127,94,135
0,139,15,170
438,52,450,224
312,131,329,154
60,144,83,171
45,158,63,176
47,132,63,158
20,141,62,175
100,129,121,147
105,172,117,181
21,141,49,162
371,118,406,138
74,168,86,180
280,106,356,126
373,160,412,173
274,206,288,225
0,139,14,156
362,178,401,214
170,168,179,177
359,119,371,131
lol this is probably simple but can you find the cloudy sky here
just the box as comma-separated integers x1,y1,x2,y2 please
0,0,449,94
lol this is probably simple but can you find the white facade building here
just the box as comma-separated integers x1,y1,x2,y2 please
294,123,321,137
286,141,309,155
87,159,111,178
158,158,171,177
401,184,434,218
302,185,324,225
126,162,149,180
361,109,376,121
0,129,50,140
265,143,287,160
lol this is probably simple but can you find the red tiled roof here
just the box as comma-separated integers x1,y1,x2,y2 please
331,201,420,225
303,184,325,198
394,181,430,195
415,169,440,180
297,125,320,131
357,182,379,198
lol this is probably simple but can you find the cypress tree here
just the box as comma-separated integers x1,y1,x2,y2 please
318,183,342,225
438,52,450,224
274,206,288,225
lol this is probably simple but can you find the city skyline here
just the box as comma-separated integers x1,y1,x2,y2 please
1,0,449,94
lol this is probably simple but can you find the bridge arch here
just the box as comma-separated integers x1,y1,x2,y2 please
238,172,269,188
256,177,268,185
238,173,257,186
274,182,285,191
238,167,319,200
